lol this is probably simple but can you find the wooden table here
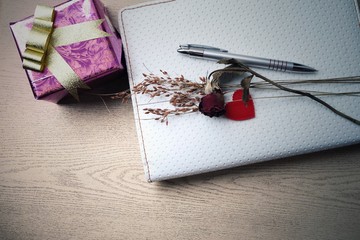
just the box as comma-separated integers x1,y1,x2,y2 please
1,0,360,239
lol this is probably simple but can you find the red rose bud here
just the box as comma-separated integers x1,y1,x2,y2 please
199,91,226,117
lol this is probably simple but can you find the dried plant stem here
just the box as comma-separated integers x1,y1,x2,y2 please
226,92,360,101
240,65,360,125
143,107,198,124
209,62,360,125
139,109,197,121
222,83,360,97
253,76,360,86
110,89,131,103
221,76,360,89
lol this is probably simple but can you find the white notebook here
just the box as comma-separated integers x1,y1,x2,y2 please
118,0,360,182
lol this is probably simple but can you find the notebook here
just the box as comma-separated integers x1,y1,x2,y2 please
118,0,360,182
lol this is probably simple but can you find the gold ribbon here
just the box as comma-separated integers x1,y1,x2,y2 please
23,5,55,72
23,5,111,101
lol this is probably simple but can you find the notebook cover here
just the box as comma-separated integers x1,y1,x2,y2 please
119,0,360,182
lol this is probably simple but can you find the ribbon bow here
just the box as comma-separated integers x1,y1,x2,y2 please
23,5,55,72
23,5,111,101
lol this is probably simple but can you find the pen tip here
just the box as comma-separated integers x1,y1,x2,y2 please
293,63,317,73
177,48,187,54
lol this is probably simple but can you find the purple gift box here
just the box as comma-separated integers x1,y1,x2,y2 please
10,0,124,103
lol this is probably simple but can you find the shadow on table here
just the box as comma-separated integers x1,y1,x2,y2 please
57,71,130,105
157,143,360,186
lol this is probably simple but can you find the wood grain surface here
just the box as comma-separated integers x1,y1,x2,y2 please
1,0,360,239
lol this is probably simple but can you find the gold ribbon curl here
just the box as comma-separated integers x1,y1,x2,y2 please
23,5,111,101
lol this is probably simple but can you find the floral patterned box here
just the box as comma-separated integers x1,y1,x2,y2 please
10,0,124,102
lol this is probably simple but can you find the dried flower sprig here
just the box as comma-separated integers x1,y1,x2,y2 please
111,89,131,103
143,107,198,124
114,60,360,125
134,70,205,96
128,70,206,123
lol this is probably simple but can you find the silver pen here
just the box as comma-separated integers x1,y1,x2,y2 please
177,44,317,73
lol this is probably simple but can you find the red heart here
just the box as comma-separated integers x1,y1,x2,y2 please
225,89,255,121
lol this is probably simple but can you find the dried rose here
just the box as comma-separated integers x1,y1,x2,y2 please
204,77,220,94
199,90,226,117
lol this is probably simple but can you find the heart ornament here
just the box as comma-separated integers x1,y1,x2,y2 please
225,89,255,121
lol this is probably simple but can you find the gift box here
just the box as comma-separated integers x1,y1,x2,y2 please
10,0,124,103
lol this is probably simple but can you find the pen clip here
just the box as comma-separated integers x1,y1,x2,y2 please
179,44,228,52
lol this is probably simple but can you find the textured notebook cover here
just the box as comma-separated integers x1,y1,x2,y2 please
119,0,360,182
